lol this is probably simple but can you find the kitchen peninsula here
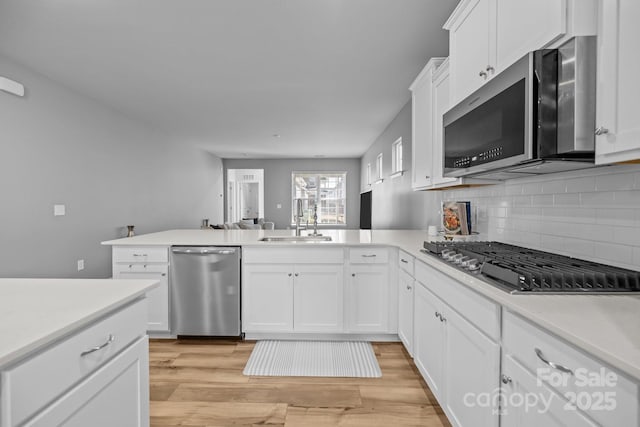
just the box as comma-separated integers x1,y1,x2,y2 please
103,229,640,427
0,278,158,427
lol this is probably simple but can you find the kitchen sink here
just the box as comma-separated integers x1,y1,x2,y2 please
259,235,332,242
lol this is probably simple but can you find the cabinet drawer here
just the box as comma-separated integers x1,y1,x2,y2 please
398,251,414,275
349,247,389,264
503,310,639,427
113,263,168,275
112,246,168,263
2,299,147,427
415,260,499,340
243,247,344,264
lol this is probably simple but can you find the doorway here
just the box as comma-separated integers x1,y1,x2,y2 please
227,169,264,223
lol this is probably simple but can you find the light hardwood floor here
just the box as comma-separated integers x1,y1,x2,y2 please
149,339,451,427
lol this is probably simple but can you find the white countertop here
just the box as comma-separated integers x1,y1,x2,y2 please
103,229,640,381
0,278,158,368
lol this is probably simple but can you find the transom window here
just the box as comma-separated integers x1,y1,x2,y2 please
292,172,347,226
392,138,403,174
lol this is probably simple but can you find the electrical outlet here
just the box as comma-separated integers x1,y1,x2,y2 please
77,259,84,271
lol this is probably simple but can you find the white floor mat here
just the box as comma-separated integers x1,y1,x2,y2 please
243,340,382,378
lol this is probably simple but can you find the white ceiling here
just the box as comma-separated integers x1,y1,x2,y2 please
0,0,458,159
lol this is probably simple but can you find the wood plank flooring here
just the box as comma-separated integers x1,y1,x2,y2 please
149,339,451,427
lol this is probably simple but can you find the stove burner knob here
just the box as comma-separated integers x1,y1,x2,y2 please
442,250,455,260
461,258,476,268
467,260,481,272
452,254,466,264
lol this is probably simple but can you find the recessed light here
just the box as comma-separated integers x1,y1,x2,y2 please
272,134,280,138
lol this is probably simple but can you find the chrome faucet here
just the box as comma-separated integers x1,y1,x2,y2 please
294,199,307,236
310,203,322,236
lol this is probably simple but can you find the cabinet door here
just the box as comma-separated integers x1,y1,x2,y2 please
398,270,415,356
443,308,500,427
26,336,149,427
413,282,445,398
501,356,598,427
431,62,459,188
495,0,566,71
293,264,344,332
348,265,389,332
595,0,640,164
242,264,294,332
448,0,494,104
411,69,435,189
114,265,169,332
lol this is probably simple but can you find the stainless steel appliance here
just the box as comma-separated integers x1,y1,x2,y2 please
422,241,640,294
170,246,241,336
443,37,597,180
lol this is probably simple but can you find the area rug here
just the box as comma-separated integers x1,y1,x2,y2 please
242,340,382,377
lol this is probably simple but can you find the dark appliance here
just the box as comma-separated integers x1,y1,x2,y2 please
443,37,597,180
360,191,372,230
422,241,640,295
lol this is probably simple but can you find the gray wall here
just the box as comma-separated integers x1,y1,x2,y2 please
360,101,441,229
0,54,224,278
223,158,361,229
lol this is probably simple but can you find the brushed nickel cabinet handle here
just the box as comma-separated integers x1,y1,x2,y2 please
486,65,495,74
400,259,409,264
595,126,609,136
81,334,115,357
535,348,573,375
479,70,487,78
501,374,512,384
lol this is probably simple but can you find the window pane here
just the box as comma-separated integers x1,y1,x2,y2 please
291,172,346,225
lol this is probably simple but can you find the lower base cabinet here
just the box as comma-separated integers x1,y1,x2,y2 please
347,265,390,332
27,337,149,427
413,266,500,427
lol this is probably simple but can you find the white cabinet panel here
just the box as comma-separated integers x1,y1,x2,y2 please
495,0,567,71
113,265,169,332
444,307,500,427
501,356,598,427
347,265,389,332
448,0,494,105
595,0,640,164
242,264,294,332
26,337,149,427
414,281,445,398
293,264,344,332
398,269,415,356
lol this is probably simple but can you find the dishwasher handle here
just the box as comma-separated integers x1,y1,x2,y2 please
172,247,237,255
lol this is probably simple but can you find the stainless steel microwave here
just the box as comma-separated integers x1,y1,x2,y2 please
443,37,597,180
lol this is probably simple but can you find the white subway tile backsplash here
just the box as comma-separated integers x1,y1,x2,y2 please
456,165,640,270
595,172,636,191
553,193,581,207
580,191,615,206
614,190,640,206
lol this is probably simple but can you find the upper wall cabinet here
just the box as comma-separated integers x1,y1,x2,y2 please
410,58,444,190
595,0,640,164
410,59,493,191
445,0,597,105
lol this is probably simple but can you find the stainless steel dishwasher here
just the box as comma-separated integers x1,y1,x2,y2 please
170,246,241,336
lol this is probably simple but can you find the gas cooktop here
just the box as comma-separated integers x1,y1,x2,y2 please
421,241,640,294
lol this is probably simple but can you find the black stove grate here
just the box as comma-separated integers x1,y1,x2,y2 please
423,241,640,293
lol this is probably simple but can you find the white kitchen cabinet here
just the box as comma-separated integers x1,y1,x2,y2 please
414,281,446,397
501,355,598,427
347,265,390,332
410,57,444,190
595,0,640,164
413,261,500,427
1,299,149,427
503,310,639,427
242,264,294,332
410,58,491,190
25,336,149,427
292,264,344,332
445,0,596,104
113,264,169,333
398,269,415,356
112,246,170,333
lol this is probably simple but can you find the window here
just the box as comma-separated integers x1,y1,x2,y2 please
391,138,403,176
366,163,372,186
292,172,347,226
375,153,383,183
